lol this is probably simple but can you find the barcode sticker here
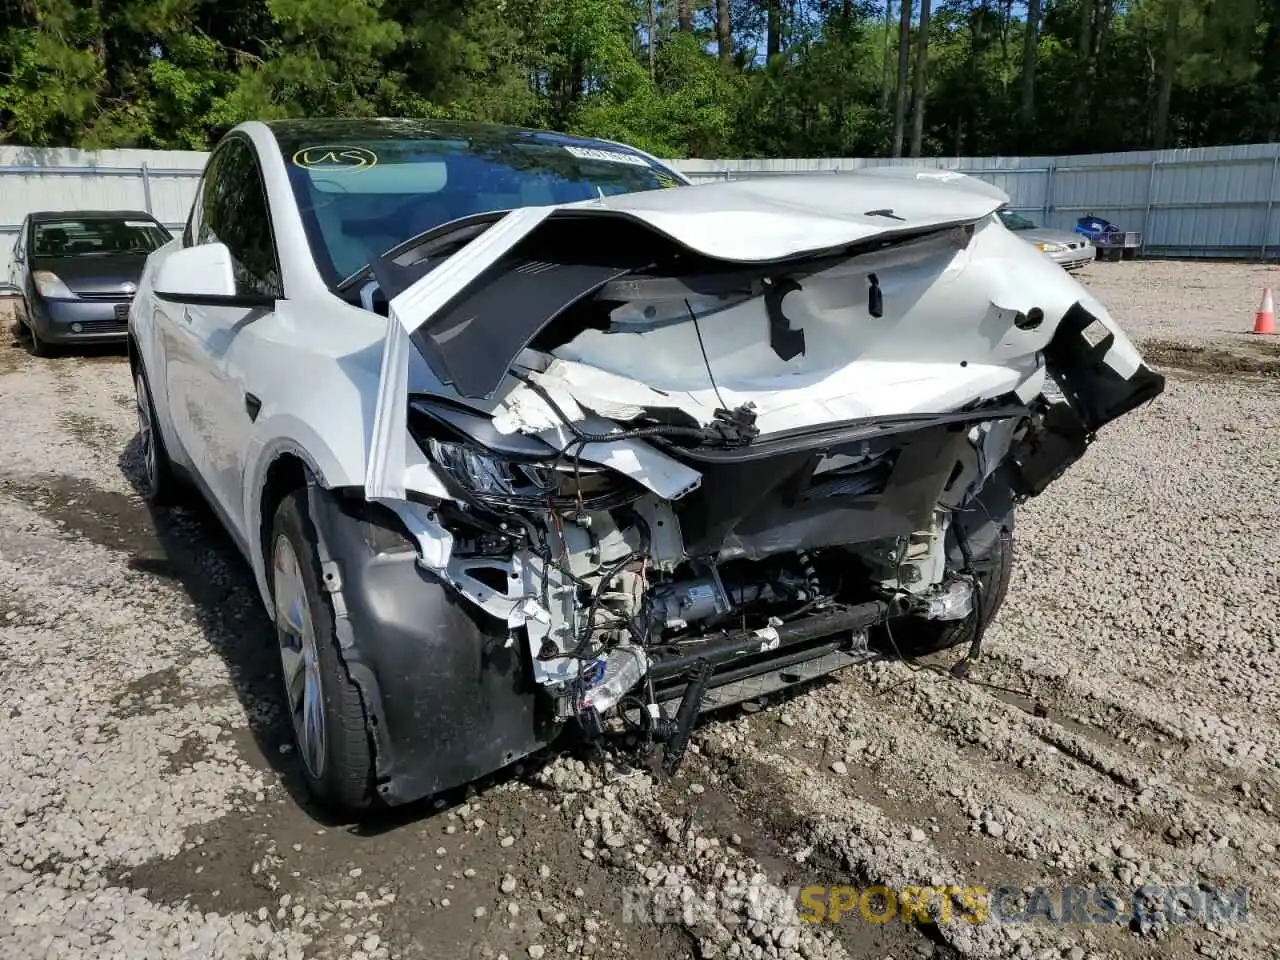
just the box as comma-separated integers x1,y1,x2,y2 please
564,145,650,166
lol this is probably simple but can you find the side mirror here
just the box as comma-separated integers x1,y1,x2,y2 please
154,242,274,308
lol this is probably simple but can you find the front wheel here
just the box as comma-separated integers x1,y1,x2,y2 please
133,369,183,505
24,317,53,357
887,510,1016,658
271,489,377,813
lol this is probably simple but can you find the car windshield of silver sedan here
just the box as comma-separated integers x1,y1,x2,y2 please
32,218,170,257
280,131,683,286
997,209,1039,231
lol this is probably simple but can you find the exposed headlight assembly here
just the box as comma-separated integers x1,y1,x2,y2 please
33,270,76,299
427,438,553,496
426,438,637,509
1034,242,1067,254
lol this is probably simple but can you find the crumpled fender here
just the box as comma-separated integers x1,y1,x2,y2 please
304,483,558,806
1007,301,1165,498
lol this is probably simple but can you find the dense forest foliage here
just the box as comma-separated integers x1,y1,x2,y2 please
2,0,1279,158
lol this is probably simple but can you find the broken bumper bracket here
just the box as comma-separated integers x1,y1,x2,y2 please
647,600,897,712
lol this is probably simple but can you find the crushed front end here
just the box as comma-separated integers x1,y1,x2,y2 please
362,177,1164,781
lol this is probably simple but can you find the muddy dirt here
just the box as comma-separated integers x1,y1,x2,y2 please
1140,337,1280,378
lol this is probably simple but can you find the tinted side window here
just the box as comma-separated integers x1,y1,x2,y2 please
184,149,222,247
197,138,283,299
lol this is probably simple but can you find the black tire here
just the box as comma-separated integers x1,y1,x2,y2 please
25,318,53,357
888,523,1016,657
270,489,376,813
133,367,183,505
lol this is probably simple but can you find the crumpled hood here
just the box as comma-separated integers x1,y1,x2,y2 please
548,170,1009,262
372,171,1010,402
362,171,1044,501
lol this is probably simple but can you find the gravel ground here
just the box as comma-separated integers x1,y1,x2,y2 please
2,260,1279,960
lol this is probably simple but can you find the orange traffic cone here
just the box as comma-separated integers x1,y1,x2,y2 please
1254,287,1276,334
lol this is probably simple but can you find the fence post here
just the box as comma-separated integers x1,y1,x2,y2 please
141,161,154,214
1144,158,1157,246
1263,154,1279,260
1043,160,1055,225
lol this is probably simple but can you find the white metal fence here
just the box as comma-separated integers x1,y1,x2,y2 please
0,145,206,281
675,143,1280,261
4,141,1279,280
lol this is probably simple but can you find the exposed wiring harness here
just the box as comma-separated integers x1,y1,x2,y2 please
949,520,987,676
876,523,1031,699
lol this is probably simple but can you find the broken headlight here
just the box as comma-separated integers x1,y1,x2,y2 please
426,438,638,508
427,438,553,496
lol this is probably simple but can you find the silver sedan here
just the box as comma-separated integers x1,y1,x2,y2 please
998,209,1094,270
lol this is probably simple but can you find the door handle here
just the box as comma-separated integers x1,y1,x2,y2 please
181,308,193,324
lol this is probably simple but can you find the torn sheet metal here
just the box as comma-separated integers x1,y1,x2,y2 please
364,207,555,499
491,368,703,502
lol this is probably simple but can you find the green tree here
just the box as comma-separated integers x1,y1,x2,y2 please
3,0,1279,157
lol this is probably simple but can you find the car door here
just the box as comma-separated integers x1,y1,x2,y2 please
159,149,226,473
168,136,284,541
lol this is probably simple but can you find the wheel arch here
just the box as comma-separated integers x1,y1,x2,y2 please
250,444,323,616
252,442,559,808
126,330,141,377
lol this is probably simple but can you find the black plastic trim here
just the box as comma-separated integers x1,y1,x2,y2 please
1044,302,1167,432
659,401,1030,464
306,487,559,806
648,600,892,683
154,290,275,309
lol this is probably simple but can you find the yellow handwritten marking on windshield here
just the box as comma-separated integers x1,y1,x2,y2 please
291,145,378,171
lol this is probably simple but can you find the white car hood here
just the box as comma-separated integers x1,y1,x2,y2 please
363,171,1148,502
546,170,1008,262
375,171,1008,393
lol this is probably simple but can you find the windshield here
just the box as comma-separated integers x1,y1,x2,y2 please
997,209,1039,231
282,133,684,286
32,218,170,257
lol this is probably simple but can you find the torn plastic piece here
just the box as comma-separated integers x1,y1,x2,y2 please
580,645,649,713
916,577,975,621
380,499,454,570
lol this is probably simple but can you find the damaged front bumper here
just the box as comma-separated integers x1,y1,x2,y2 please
331,181,1163,804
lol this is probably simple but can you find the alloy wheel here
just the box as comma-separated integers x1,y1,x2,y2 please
134,373,158,495
273,535,327,780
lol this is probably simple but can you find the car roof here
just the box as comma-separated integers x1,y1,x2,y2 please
28,210,159,224
262,117,658,158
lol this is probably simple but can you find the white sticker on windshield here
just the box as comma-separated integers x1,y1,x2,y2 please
564,145,650,167
124,220,155,228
